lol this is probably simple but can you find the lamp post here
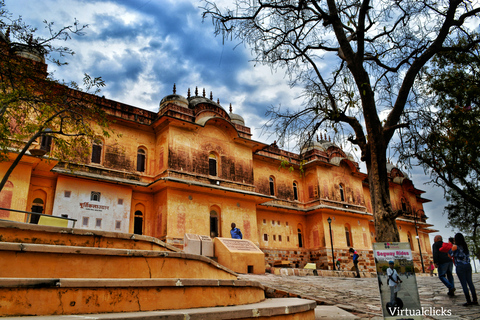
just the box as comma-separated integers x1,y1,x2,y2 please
413,210,425,273
327,217,335,270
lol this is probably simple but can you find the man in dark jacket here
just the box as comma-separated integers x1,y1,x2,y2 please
349,248,360,278
432,235,455,295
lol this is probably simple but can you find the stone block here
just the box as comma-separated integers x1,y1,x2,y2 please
199,235,214,257
184,233,201,255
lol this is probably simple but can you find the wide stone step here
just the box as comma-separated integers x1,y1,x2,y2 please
0,278,266,317
0,242,235,280
0,298,316,320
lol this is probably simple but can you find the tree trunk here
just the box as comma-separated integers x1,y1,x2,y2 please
366,137,400,243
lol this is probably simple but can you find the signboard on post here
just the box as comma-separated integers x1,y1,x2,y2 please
373,242,423,319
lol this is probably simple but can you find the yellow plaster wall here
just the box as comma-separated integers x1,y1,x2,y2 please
131,191,154,235
153,189,168,239
97,120,157,176
27,175,57,216
253,158,303,200
256,209,306,250
322,214,372,250
155,126,168,175
305,164,365,205
168,122,254,184
0,161,33,221
164,189,258,244
306,214,326,249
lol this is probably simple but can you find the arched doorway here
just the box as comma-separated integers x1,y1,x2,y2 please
210,206,221,238
30,198,44,224
297,224,304,248
134,210,143,235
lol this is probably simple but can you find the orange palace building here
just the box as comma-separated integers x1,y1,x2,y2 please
0,41,435,273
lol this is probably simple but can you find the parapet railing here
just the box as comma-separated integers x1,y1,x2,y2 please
0,207,76,228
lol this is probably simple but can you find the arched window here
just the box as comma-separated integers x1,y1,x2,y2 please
209,153,217,176
345,224,353,247
401,199,407,212
339,184,345,202
210,210,219,237
40,134,52,152
297,224,304,248
137,148,146,172
91,139,103,164
134,210,143,235
293,182,298,201
269,176,275,196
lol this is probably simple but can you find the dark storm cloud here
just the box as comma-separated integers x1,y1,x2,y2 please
73,0,250,100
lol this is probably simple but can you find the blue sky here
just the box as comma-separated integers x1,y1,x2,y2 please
4,0,461,248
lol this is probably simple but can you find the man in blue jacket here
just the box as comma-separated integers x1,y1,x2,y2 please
349,247,360,278
230,223,243,239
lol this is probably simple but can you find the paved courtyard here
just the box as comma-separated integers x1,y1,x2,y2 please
239,272,480,320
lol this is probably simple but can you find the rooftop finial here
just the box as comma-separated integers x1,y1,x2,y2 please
210,91,213,100
187,88,191,98
329,136,331,142
195,86,198,96
229,103,232,113
217,98,220,104
316,134,319,142
202,88,206,97
173,83,176,94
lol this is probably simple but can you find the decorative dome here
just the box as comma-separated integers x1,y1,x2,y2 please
228,104,245,126
11,43,45,63
186,87,225,111
159,84,188,111
159,94,188,110
300,135,336,153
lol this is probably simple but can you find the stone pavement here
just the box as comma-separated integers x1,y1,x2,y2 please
239,273,480,320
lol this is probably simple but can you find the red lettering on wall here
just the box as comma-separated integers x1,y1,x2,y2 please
243,220,251,239
0,181,14,218
177,205,185,235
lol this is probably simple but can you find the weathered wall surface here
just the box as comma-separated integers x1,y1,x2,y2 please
0,162,33,221
52,176,132,233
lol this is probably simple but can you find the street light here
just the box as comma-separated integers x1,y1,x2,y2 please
413,210,425,273
327,217,335,270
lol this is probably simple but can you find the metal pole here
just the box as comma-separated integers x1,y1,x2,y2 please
328,217,335,270
414,210,425,273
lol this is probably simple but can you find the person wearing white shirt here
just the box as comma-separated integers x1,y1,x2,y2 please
387,260,402,305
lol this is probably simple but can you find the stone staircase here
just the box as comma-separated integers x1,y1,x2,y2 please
0,220,316,319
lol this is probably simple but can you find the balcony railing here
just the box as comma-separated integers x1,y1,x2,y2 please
0,207,76,228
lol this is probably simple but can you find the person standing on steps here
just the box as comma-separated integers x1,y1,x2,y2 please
349,248,360,278
432,235,455,296
230,222,243,239
449,233,478,307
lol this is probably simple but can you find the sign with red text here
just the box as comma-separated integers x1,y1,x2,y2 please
373,242,423,320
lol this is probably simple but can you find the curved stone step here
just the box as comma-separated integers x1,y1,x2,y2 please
0,278,269,317
0,296,316,319
0,220,179,252
0,242,236,280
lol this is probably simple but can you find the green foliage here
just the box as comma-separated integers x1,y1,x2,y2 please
279,158,306,175
399,34,480,254
0,1,110,192
445,191,480,260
